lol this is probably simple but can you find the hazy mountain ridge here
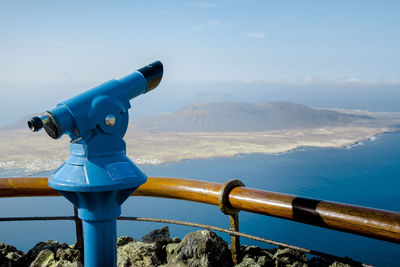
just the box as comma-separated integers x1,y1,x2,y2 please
0,101,374,133
134,101,373,132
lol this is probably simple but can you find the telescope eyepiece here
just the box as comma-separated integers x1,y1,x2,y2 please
28,116,44,132
27,113,61,139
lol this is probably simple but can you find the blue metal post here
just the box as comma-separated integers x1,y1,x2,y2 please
27,61,163,267
83,220,117,266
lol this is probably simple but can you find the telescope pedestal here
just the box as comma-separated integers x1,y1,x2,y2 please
59,188,139,267
50,143,146,267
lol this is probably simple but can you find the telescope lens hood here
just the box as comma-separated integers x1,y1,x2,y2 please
137,61,163,92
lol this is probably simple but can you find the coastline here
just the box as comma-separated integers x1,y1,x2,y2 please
125,126,394,166
0,126,396,174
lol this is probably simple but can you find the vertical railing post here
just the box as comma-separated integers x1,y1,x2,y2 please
229,213,240,264
74,206,84,261
218,179,245,265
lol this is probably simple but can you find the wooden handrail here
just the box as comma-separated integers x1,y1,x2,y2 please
1,177,399,244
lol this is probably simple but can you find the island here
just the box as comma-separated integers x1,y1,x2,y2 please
0,102,399,173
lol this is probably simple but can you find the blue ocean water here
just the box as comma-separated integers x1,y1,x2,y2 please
0,132,399,266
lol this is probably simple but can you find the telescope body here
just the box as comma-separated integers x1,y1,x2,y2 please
28,61,163,267
29,61,162,142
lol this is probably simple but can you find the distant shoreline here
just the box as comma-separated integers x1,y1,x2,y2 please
0,129,398,175
149,132,386,166
127,127,395,166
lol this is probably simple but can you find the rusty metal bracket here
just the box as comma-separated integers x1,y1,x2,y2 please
218,179,245,264
218,179,245,215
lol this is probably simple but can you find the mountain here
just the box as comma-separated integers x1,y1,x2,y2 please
133,101,373,132
2,102,373,132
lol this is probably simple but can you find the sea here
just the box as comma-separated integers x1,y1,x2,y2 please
0,132,399,266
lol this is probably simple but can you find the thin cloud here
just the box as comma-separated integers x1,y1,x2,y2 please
185,2,217,8
208,20,221,28
208,20,235,29
50,42,94,48
188,20,234,32
338,78,400,85
258,77,400,86
189,25,204,31
245,32,266,39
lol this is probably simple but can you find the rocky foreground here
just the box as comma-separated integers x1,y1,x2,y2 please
1,227,362,267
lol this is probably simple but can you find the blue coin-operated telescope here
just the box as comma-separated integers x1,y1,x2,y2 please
28,61,163,267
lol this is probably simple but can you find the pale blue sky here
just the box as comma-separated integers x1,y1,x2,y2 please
0,0,399,125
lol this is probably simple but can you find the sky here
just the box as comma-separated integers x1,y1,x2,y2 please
0,0,399,125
